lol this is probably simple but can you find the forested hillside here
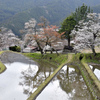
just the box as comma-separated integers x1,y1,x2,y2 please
0,0,100,36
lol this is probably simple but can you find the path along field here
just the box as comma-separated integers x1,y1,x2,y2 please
80,46,100,53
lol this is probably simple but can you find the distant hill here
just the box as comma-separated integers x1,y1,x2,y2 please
2,5,73,36
1,0,100,36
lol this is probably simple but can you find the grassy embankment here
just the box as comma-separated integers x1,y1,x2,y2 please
0,51,6,74
73,53,100,100
23,53,68,66
82,53,100,89
83,53,100,64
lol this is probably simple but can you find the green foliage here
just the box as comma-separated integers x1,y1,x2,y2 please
59,16,76,34
59,15,76,47
0,51,6,74
0,0,100,36
0,60,6,74
23,53,43,60
9,46,21,52
83,53,100,64
2,3,72,36
72,4,93,23
59,4,93,47
41,54,67,65
16,46,21,52
23,53,67,66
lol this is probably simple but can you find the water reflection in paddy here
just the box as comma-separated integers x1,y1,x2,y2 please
0,51,93,100
19,61,56,96
89,65,100,80
0,61,56,100
36,65,93,100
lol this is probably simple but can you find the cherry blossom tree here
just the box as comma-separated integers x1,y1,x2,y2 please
39,16,49,28
23,18,44,54
24,24,64,54
42,25,64,54
71,13,100,56
23,18,64,55
0,27,22,51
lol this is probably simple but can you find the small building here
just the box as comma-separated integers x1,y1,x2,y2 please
23,46,38,53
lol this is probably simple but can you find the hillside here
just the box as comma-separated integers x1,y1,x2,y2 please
2,5,73,36
1,0,100,36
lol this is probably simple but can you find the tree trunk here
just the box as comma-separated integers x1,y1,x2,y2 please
50,49,53,54
36,41,43,54
91,45,96,56
52,48,59,56
55,49,59,56
67,32,70,48
68,36,70,48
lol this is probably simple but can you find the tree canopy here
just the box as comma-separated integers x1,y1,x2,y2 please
59,4,93,48
59,16,76,47
71,13,100,56
23,18,64,54
72,3,93,23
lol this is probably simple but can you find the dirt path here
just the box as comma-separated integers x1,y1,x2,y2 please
0,51,36,64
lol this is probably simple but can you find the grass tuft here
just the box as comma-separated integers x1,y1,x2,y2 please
0,51,6,74
23,53,68,66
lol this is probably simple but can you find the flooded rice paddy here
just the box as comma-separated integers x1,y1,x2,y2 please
0,52,95,100
89,65,100,80
36,65,93,100
0,61,56,100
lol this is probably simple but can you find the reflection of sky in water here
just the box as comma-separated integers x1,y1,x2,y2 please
0,62,93,100
36,65,92,100
0,62,38,100
62,65,75,72
37,66,75,100
89,65,100,80
37,80,71,100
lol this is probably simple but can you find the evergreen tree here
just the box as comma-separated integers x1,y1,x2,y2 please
72,3,93,23
59,4,93,48
59,16,76,48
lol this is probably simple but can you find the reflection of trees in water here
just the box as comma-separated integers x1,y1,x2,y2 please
19,66,35,96
90,65,100,81
57,66,93,100
19,61,56,97
91,65,100,72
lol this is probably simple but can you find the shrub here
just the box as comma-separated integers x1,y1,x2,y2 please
16,46,21,52
9,45,21,52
